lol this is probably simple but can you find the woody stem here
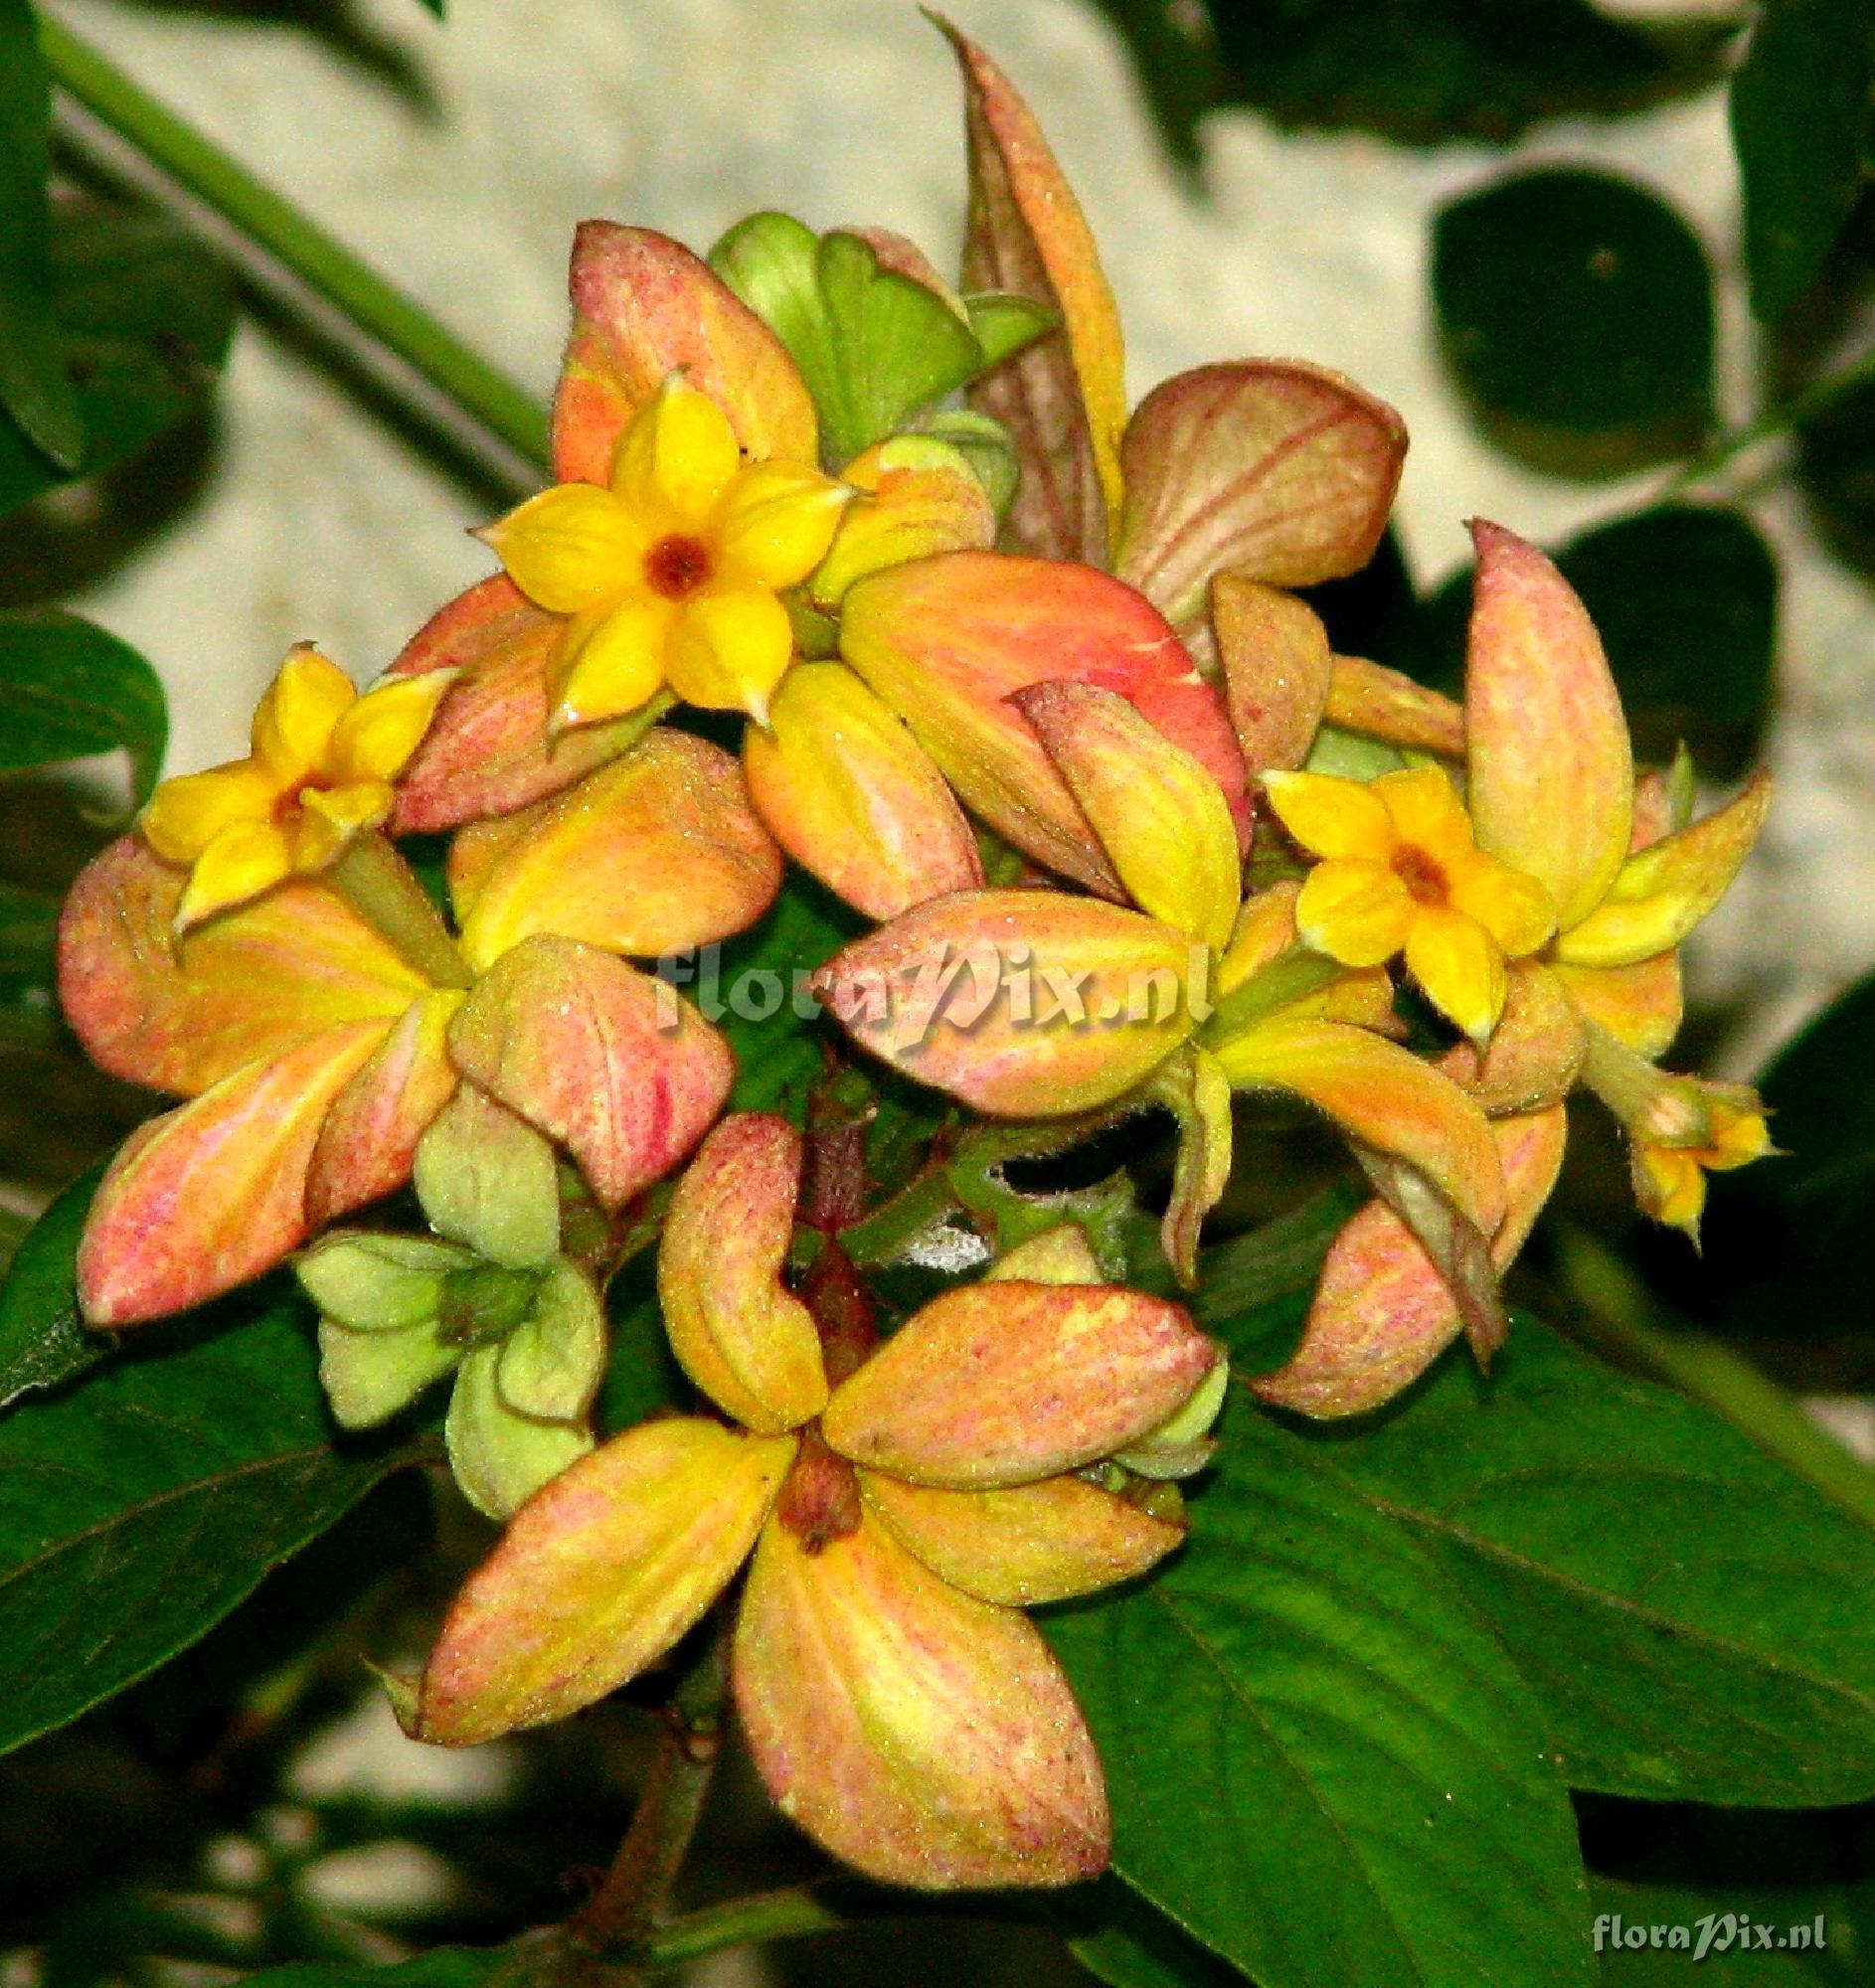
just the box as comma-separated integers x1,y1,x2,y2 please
569,1617,730,1957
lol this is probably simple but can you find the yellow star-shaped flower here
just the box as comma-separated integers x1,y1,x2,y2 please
1264,763,1556,1044
482,374,851,729
140,645,452,930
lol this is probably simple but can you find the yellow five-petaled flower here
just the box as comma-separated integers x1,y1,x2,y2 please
1263,763,1557,1045
483,374,851,729
140,644,453,931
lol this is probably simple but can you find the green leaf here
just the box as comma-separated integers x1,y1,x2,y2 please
0,880,62,1049
0,1162,108,1411
1064,1883,1248,1987
1046,1396,1593,1988
1320,1317,1875,1805
710,214,993,466
0,199,236,519
0,0,85,471
222,1954,501,1988
1797,378,1875,580
702,870,858,1119
0,611,167,804
1433,166,1714,475
1695,970,1875,1337
1389,506,1777,775
1102,0,1736,151
1731,0,1875,322
0,1282,423,1757
1554,506,1776,777
1590,1877,1859,1983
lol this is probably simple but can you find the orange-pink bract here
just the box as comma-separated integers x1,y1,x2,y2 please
59,727,778,1324
406,1113,1217,1889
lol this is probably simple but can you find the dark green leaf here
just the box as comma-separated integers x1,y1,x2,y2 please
0,879,62,1049
1555,506,1775,777
1321,1317,1875,1804
1079,0,1230,163
1433,166,1715,475
0,610,167,803
1388,506,1777,776
1590,1877,1859,1983
223,1954,500,1988
706,871,857,1119
0,1162,107,1411
0,200,236,519
1063,1883,1248,1987
1098,0,1737,151
1731,0,1875,322
1694,970,1875,1337
1797,377,1875,586
1047,1397,1592,1988
597,1251,683,1434
0,1283,423,1756
0,0,85,470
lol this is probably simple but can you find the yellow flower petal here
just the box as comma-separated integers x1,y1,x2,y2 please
482,483,642,615
665,583,793,721
1635,1142,1706,1232
1371,764,1476,870
715,460,850,589
327,670,457,783
554,593,676,728
1449,852,1556,958
297,779,395,861
251,646,356,783
140,762,279,864
1293,858,1413,966
1405,904,1508,1044
174,818,295,930
1262,769,1396,863
611,373,742,527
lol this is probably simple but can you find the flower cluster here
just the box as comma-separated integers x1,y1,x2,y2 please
54,26,1770,1891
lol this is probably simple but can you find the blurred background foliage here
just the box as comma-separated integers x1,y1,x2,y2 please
4,2,1875,1986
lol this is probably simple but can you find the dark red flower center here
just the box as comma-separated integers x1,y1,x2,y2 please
644,533,714,600
1392,844,1449,907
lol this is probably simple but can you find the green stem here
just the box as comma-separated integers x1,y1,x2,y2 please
1553,1227,1875,1533
37,13,550,470
1662,346,1875,498
569,1623,730,1958
643,1887,845,1968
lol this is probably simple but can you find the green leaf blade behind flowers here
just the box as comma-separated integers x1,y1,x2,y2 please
1046,1395,1593,1988
0,1282,425,1757
209,1954,502,1988
0,0,85,471
0,1163,108,1412
0,200,237,519
1319,1317,1875,1806
1731,0,1875,322
1433,166,1714,477
0,610,168,804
